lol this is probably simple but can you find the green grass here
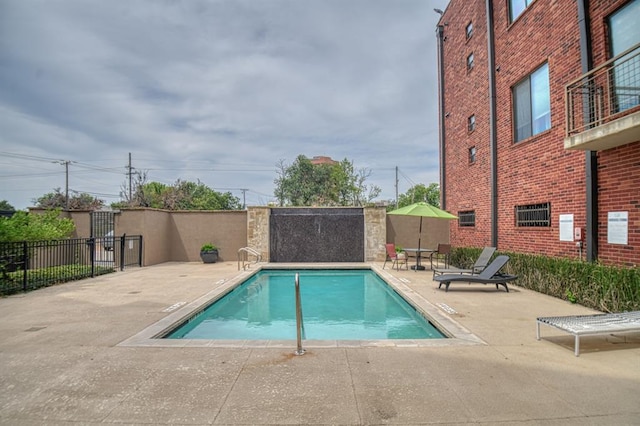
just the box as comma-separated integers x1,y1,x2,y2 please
450,247,640,312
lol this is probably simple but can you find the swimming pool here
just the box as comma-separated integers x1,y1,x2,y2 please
118,264,484,349
165,269,445,340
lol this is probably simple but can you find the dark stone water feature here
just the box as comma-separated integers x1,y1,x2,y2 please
269,208,364,262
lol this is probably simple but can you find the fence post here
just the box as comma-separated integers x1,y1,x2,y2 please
22,241,28,292
89,237,95,278
120,234,126,271
138,235,143,267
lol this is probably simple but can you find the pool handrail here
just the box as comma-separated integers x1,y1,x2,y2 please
294,273,306,356
237,247,262,270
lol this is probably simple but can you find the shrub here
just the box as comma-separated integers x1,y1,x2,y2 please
1,264,115,296
0,210,75,242
200,243,218,251
450,247,640,312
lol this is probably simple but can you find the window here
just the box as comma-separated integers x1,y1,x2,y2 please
509,0,534,23
513,63,550,142
466,22,473,39
468,146,477,163
458,211,475,227
468,115,476,132
609,0,640,112
515,202,550,227
467,53,474,71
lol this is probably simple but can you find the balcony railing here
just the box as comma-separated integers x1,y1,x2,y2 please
566,43,640,137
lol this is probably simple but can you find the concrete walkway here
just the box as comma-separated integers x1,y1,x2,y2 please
0,262,638,425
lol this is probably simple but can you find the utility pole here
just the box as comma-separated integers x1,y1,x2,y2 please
64,160,69,210
240,188,248,209
395,166,399,209
53,160,71,209
129,152,132,202
127,153,133,203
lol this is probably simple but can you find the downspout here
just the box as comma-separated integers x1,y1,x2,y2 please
486,0,498,247
436,24,446,209
577,0,597,262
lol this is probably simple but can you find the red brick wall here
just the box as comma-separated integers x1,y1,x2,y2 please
493,0,586,259
590,0,640,266
442,0,493,248
597,143,640,266
441,0,639,265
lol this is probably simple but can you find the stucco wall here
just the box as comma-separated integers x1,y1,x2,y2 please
65,210,92,238
116,209,172,266
386,215,450,252
168,211,247,262
114,209,247,265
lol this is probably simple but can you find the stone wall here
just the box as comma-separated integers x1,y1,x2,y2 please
364,207,386,262
247,207,271,262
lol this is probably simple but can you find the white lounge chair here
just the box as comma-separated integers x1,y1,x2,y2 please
536,311,640,356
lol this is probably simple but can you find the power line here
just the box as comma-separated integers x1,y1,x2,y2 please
70,189,120,198
0,151,66,163
397,168,418,188
0,171,64,179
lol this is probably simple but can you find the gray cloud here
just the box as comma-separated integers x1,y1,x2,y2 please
0,0,449,208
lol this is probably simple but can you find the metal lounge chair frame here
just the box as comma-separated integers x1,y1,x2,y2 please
536,311,640,356
433,246,496,278
433,255,517,292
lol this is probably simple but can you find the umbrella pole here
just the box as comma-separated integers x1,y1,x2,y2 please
412,217,425,271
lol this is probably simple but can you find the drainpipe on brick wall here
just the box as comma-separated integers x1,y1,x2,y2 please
436,24,446,210
577,0,598,262
486,0,498,248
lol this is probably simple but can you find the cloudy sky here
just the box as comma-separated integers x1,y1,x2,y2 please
0,0,449,209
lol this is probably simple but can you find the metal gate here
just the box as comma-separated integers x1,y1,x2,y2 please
90,211,142,270
90,210,117,268
91,210,115,240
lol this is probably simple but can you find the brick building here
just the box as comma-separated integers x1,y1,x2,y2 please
437,0,639,266
309,156,338,166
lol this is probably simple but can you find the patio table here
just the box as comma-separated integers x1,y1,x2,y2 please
403,248,434,271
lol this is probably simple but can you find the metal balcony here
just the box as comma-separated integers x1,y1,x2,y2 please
565,43,640,151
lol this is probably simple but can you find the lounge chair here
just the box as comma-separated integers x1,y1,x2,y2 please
383,243,408,271
433,255,517,292
429,243,451,269
433,246,496,278
536,311,640,356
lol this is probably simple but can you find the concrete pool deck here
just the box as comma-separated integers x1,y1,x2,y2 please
0,261,638,425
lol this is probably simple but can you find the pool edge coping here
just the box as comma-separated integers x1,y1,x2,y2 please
117,263,486,349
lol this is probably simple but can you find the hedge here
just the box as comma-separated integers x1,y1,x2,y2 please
450,247,640,312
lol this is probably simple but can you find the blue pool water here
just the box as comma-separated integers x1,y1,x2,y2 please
165,269,446,340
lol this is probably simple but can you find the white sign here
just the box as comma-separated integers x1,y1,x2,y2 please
559,214,574,241
607,211,628,245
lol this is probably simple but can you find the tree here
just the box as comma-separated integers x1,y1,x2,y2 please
274,155,381,207
0,209,75,242
172,180,242,210
0,200,15,211
34,188,104,210
397,183,440,209
115,178,242,210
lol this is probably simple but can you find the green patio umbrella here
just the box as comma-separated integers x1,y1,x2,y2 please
387,202,458,252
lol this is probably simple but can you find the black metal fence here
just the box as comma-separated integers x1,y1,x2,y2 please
0,235,143,296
